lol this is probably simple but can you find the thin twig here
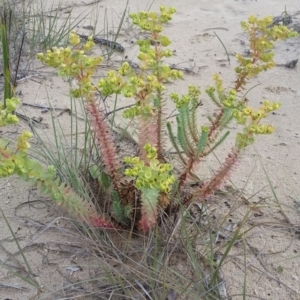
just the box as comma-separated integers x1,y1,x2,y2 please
214,31,230,65
22,102,67,111
15,111,47,127
105,103,135,117
12,31,26,88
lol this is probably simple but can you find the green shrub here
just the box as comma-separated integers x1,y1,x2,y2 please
0,6,297,232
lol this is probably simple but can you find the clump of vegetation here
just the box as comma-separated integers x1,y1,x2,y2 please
0,6,298,232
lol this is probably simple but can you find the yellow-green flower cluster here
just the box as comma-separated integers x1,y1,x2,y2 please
69,31,81,46
68,30,94,50
124,143,175,193
98,70,126,96
188,85,201,97
145,74,165,91
37,45,102,78
37,31,103,98
129,6,177,75
236,15,298,82
233,99,280,125
129,6,176,33
235,100,281,148
118,62,132,76
119,65,181,116
171,85,201,108
122,106,153,119
205,86,216,96
0,97,20,127
138,48,174,70
235,54,275,77
17,131,33,151
95,6,182,125
241,15,298,41
247,123,275,134
0,159,15,177
70,81,96,98
143,143,157,159
222,89,237,108
213,74,224,93
98,61,180,101
129,76,145,87
0,131,32,177
207,74,237,108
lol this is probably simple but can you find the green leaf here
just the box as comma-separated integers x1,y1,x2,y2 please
220,107,233,127
166,122,186,164
206,87,222,107
188,98,200,143
112,190,129,225
208,131,230,154
89,165,111,190
100,171,112,190
195,127,208,158
177,114,193,155
88,165,100,179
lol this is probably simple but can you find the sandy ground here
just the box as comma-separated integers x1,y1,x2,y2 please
1,0,300,299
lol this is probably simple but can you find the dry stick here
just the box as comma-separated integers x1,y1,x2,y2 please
28,217,66,244
258,155,294,225
243,236,297,294
21,103,78,119
22,101,137,140
15,112,45,126
249,221,300,229
45,0,102,13
245,239,275,276
12,31,26,88
204,27,229,32
231,255,297,296
249,264,297,294
135,280,153,299
228,294,268,300
105,103,135,117
16,73,41,82
126,59,198,74
22,102,67,111
0,283,28,291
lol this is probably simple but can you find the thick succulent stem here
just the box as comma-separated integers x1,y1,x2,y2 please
36,179,116,229
0,147,116,229
155,91,165,161
85,100,121,188
138,115,159,162
193,147,240,202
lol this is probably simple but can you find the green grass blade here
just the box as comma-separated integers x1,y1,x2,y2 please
195,127,208,158
113,0,128,43
207,131,230,155
258,155,292,223
219,107,233,128
177,117,192,156
166,121,186,164
211,209,250,285
178,108,194,155
188,99,200,143
0,208,41,289
1,22,12,105
214,31,230,65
